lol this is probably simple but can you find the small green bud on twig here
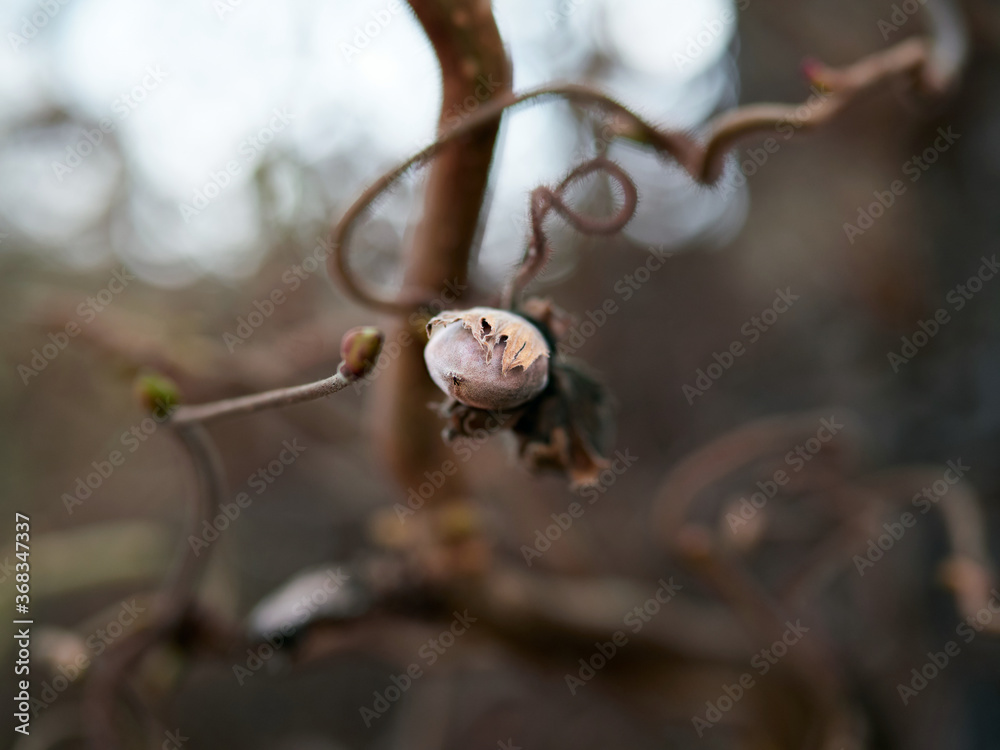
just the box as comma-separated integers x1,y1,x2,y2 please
134,372,180,419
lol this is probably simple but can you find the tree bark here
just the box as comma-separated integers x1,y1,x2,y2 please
372,0,511,509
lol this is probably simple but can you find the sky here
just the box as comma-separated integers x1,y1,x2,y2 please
0,0,744,287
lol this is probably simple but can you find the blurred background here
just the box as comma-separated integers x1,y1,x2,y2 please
3,0,1000,747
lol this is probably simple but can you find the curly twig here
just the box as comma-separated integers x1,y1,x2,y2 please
501,157,638,308
673,527,860,750
327,0,965,315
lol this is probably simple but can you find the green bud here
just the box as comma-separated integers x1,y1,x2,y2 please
133,373,180,419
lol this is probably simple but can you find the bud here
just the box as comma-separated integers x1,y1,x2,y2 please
339,326,384,380
424,307,550,409
133,372,180,418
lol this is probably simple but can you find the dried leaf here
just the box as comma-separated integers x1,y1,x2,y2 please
511,359,616,487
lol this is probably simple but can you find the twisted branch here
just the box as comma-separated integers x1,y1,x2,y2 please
327,0,965,315
502,157,638,308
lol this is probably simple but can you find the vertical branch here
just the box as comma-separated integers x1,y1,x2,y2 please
372,0,511,512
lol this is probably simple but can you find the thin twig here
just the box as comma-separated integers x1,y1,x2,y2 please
168,325,383,426
84,423,225,750
170,371,353,426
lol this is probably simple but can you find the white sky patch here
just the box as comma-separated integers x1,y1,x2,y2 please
0,0,740,283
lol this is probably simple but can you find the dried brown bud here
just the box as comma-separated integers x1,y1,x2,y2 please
424,307,550,410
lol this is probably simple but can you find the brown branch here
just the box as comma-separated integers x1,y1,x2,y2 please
168,326,383,426
328,0,964,315
170,371,354,426
84,423,226,750
364,0,511,524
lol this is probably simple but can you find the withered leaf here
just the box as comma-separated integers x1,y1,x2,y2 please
511,359,616,487
435,358,616,488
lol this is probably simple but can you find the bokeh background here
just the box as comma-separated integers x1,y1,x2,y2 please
2,0,1000,747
